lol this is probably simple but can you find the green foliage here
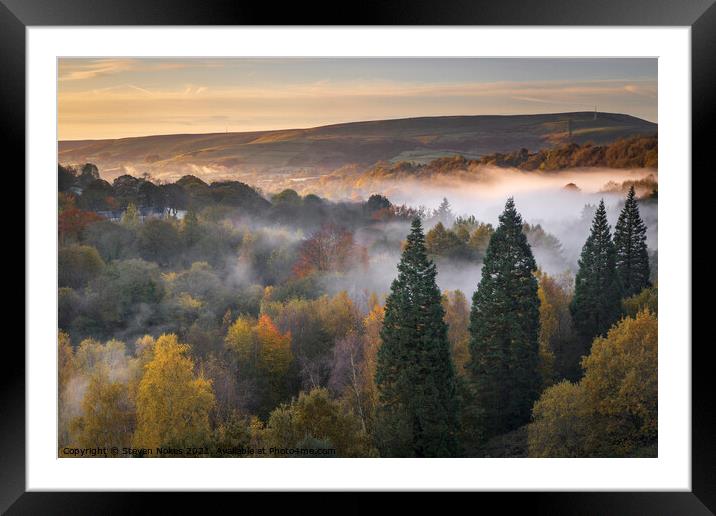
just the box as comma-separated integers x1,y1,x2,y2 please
58,244,105,289
89,259,165,330
467,198,541,439
78,179,115,211
425,222,468,260
570,200,622,353
376,218,461,457
137,219,181,266
614,186,651,297
84,221,137,261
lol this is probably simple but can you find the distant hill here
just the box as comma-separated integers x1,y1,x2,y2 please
58,112,657,182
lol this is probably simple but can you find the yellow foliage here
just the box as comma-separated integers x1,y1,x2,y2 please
263,388,378,457
441,290,470,376
133,334,215,450
316,291,360,339
58,331,75,393
581,309,658,447
528,310,657,457
73,367,135,449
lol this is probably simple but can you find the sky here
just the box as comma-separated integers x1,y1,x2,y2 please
58,58,657,141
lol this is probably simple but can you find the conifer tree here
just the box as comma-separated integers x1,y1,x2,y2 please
570,199,622,353
614,186,651,297
467,198,541,438
375,218,460,457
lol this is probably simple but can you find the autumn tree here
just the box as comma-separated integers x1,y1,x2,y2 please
58,207,104,243
614,186,651,297
58,244,105,289
375,218,461,457
225,314,293,416
442,290,470,375
263,388,377,457
528,309,657,457
467,198,540,438
571,199,622,353
623,285,658,317
292,224,365,277
121,202,141,229
133,334,215,450
72,367,135,449
535,270,578,382
58,332,77,448
425,222,467,259
468,222,494,261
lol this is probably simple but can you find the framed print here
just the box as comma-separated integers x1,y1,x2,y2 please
5,0,712,511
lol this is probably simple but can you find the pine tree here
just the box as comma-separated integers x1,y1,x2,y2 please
434,197,454,226
467,198,541,438
614,186,651,297
570,199,622,354
375,218,461,457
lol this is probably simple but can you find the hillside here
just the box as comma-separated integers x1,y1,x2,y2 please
58,112,657,182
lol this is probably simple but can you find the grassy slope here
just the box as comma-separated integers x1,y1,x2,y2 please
58,112,656,181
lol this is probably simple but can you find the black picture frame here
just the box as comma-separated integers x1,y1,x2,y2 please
4,0,710,512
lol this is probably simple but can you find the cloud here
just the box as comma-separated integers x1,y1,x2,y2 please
59,59,136,82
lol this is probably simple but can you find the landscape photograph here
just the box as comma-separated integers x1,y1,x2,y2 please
57,57,658,458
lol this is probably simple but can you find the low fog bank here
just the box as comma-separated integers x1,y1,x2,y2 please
349,167,658,272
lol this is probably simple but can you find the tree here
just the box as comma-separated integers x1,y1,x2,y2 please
84,220,137,261
79,179,116,211
375,218,461,457
263,388,377,457
77,163,100,187
425,222,467,259
91,259,165,330
467,198,541,438
535,270,578,382
58,207,103,243
614,186,651,297
133,334,215,450
181,209,201,247
58,244,105,289
72,367,135,449
441,290,470,375
137,219,182,266
623,285,658,317
292,224,364,277
433,197,454,226
58,164,77,192
121,202,140,229
570,199,622,353
467,222,494,261
225,314,293,417
528,309,657,457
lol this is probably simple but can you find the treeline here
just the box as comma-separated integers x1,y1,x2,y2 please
57,162,657,457
373,187,656,456
359,135,657,182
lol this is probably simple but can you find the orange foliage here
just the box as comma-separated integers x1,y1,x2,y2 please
58,207,104,242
